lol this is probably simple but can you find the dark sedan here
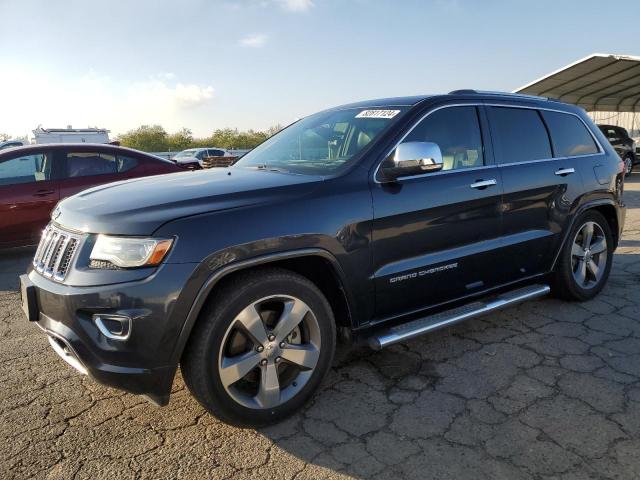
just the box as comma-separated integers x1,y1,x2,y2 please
0,143,182,248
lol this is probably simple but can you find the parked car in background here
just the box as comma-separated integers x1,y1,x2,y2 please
0,144,181,248
173,147,234,169
20,91,625,426
0,140,25,151
598,124,637,176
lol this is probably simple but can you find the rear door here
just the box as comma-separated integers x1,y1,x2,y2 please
57,148,125,199
487,105,588,282
371,105,504,318
0,149,59,247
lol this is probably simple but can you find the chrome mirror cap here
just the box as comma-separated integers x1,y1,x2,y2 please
381,141,443,181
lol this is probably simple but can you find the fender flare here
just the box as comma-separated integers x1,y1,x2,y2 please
169,248,353,365
550,197,619,271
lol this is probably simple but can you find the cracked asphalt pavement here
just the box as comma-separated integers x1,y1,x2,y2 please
1,176,639,480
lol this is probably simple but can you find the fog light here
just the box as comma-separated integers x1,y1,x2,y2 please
94,314,131,340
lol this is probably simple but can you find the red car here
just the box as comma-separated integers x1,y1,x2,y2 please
0,143,182,248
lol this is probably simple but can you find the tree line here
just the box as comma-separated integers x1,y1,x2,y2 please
116,125,283,152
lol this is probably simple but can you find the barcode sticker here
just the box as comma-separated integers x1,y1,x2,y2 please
355,109,401,119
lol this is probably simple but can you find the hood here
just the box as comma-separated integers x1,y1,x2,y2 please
55,168,323,235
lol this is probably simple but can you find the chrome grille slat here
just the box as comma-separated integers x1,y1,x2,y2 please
54,238,78,281
32,224,82,282
43,233,64,277
33,226,51,265
50,235,70,276
34,228,55,271
39,231,58,273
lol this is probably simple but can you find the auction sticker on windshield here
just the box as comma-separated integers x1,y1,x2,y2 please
355,109,401,119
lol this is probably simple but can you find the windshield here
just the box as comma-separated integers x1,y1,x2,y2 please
234,107,408,175
175,150,199,158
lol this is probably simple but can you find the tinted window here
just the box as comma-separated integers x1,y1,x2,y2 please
541,111,599,157
403,106,484,171
614,127,629,139
599,127,617,139
0,152,51,186
117,155,138,172
66,152,117,178
599,126,628,140
489,107,552,164
208,149,225,157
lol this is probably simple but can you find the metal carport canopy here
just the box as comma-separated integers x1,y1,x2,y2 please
514,53,640,112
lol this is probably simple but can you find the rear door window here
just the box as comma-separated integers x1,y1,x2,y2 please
65,152,117,178
541,111,599,157
0,152,52,186
488,107,552,164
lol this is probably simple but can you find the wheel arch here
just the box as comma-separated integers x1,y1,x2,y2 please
551,198,620,271
172,249,354,365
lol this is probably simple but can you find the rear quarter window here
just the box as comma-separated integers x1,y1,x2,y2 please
541,111,599,157
488,107,552,164
117,155,138,172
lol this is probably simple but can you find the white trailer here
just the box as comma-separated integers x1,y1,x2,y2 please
33,126,111,144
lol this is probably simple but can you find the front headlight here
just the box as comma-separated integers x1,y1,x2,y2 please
90,235,173,268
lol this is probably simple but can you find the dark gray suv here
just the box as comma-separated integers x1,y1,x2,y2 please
20,90,626,426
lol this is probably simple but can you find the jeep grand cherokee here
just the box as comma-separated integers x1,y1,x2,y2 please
20,90,626,426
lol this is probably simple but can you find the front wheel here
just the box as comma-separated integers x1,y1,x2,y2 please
181,268,336,426
552,211,613,301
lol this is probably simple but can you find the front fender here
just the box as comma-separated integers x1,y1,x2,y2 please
167,248,353,367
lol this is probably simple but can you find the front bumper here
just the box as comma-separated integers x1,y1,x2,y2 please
22,261,198,405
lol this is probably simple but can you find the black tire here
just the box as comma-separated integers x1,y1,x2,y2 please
181,268,336,426
552,210,613,301
624,155,634,178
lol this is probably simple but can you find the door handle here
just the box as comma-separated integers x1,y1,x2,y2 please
555,168,575,176
470,179,497,189
33,190,55,197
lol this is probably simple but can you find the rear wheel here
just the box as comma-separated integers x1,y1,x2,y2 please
182,268,336,426
552,211,613,301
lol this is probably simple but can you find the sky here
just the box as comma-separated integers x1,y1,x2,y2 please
1,0,637,139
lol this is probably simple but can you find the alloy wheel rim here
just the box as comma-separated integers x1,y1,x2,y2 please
625,158,633,175
571,221,607,289
218,295,321,409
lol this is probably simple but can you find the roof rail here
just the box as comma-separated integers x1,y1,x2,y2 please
448,89,548,101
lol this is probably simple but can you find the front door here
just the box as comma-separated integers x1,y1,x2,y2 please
0,149,59,247
371,105,503,319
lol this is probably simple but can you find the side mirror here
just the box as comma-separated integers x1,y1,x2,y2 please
380,141,443,182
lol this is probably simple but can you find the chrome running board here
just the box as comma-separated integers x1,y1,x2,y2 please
369,284,550,350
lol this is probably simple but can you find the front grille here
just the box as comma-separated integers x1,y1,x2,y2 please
33,224,82,282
